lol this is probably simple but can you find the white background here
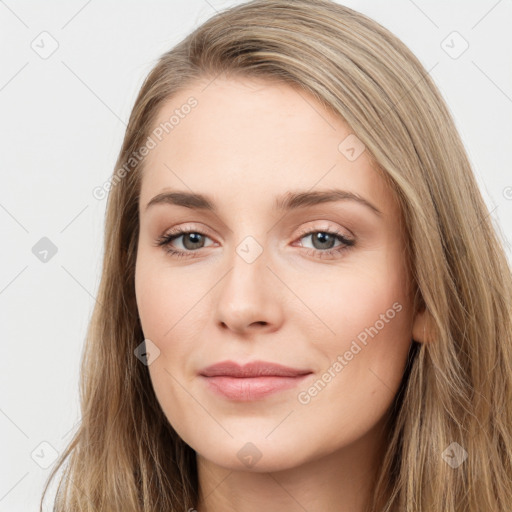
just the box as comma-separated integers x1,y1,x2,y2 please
1,0,511,510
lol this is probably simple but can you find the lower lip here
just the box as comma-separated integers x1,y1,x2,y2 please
200,374,312,401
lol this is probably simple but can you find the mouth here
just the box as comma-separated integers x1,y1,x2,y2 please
198,360,313,401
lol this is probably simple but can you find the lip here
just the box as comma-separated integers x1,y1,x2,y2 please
199,360,313,401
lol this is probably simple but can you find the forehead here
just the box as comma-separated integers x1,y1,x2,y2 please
139,76,398,217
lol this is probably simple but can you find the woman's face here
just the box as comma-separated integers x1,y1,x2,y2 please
135,76,424,472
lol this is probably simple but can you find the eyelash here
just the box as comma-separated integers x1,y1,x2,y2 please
154,225,355,261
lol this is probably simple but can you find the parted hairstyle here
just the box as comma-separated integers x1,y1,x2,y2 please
41,1,512,510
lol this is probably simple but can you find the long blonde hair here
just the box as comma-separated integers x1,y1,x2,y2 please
41,1,512,510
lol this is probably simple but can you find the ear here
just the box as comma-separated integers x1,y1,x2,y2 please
412,306,430,343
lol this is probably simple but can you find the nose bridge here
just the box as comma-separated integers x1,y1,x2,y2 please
225,232,272,303
235,233,267,266
213,230,283,332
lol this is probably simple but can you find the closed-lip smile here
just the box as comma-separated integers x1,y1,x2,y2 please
199,360,313,401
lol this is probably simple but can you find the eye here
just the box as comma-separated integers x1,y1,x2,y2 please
154,226,215,259
294,227,355,260
154,225,355,260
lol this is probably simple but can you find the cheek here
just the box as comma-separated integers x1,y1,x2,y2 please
308,260,413,391
134,252,206,384
134,249,198,340
135,262,195,394
135,258,197,436
301,257,409,340
292,279,412,447
135,267,169,342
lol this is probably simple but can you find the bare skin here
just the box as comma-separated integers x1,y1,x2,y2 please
135,75,428,512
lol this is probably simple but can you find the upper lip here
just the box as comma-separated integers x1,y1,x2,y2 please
199,360,313,378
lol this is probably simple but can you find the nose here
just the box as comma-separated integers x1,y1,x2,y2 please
214,246,284,335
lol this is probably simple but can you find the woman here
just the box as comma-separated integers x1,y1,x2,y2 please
41,0,512,510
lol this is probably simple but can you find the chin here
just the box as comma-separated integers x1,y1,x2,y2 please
194,435,310,473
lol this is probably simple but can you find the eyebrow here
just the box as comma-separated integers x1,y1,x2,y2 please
144,188,382,217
